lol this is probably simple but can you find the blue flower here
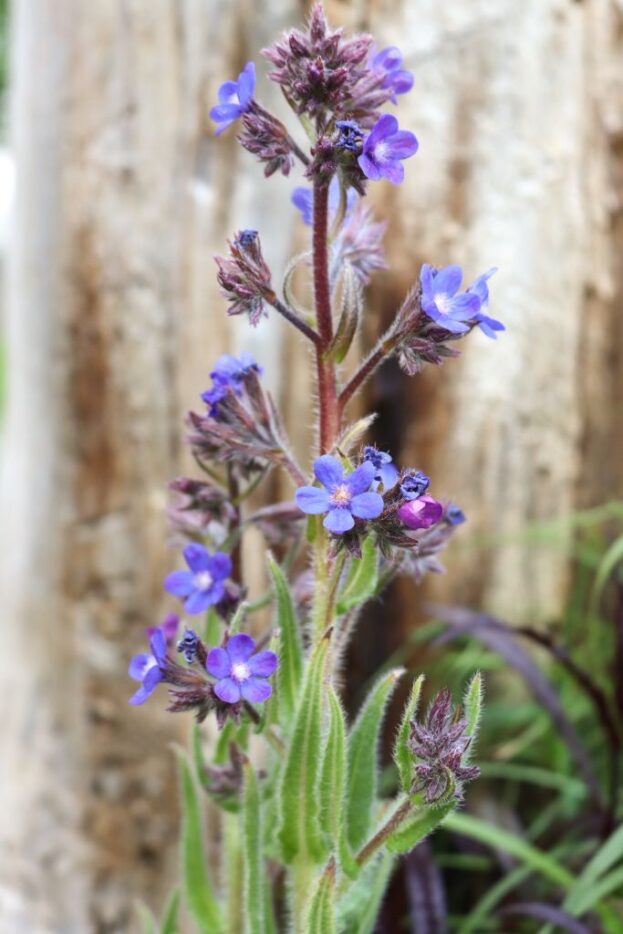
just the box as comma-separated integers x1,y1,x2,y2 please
446,504,466,526
292,177,357,227
128,629,168,706
335,119,364,152
371,47,414,103
420,264,482,334
468,267,504,339
177,628,201,664
362,446,399,491
201,352,262,418
164,543,232,615
210,63,255,135
206,633,278,705
295,455,384,534
400,470,430,500
358,114,419,185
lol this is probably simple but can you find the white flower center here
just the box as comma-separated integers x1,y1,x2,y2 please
194,571,213,591
331,484,352,507
374,141,389,161
435,292,452,315
232,662,251,682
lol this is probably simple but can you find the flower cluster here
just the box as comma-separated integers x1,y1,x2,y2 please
409,689,480,804
215,230,273,327
129,623,278,723
295,455,383,534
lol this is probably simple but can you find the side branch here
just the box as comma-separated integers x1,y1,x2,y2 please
266,291,321,345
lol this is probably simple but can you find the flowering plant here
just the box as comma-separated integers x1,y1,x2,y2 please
133,5,501,930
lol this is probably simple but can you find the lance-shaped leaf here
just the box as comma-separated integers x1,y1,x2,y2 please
346,668,405,851
320,687,347,848
393,674,425,793
338,851,395,934
268,554,303,723
278,637,330,861
386,801,455,855
327,266,362,363
337,535,378,615
242,760,264,934
159,890,180,934
463,672,483,746
176,752,223,933
224,813,244,934
306,859,337,934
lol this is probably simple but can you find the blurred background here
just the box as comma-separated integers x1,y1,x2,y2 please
1,0,622,931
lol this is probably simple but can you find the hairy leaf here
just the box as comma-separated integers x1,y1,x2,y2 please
242,760,264,934
393,673,425,792
268,553,303,723
176,752,223,933
337,535,378,615
320,687,347,846
346,668,404,851
387,801,455,855
305,859,337,933
278,637,329,861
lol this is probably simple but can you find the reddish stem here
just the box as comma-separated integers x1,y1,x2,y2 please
312,179,339,452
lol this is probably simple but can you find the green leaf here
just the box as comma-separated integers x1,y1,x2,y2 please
242,760,264,934
357,852,395,934
305,859,337,934
387,801,455,854
159,889,180,934
337,852,395,934
176,751,223,933
336,535,378,615
224,812,244,934
327,266,361,364
278,637,330,862
564,822,623,917
346,668,404,851
463,671,484,742
393,674,424,793
267,554,303,723
319,687,347,846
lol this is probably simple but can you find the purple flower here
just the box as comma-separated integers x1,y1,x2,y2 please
398,494,443,531
358,114,418,185
164,543,232,615
400,470,430,501
362,446,399,491
468,267,504,339
128,629,168,706
292,177,357,227
295,455,383,534
201,352,262,417
206,633,278,705
420,264,482,335
371,47,414,103
210,62,255,135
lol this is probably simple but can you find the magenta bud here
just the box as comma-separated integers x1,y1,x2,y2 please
398,495,443,530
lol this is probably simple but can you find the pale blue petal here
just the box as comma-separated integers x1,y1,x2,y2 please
295,486,330,515
313,455,343,490
241,678,272,703
324,507,355,534
350,491,384,519
206,647,231,679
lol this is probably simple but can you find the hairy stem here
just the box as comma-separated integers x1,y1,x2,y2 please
355,797,413,868
266,291,321,345
339,332,398,412
312,179,339,453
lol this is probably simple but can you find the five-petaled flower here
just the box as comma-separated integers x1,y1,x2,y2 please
295,455,383,534
128,629,168,706
420,264,482,334
363,446,399,491
468,267,504,339
206,633,278,704
371,47,414,103
398,494,443,530
210,62,256,135
358,114,419,185
164,543,232,615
